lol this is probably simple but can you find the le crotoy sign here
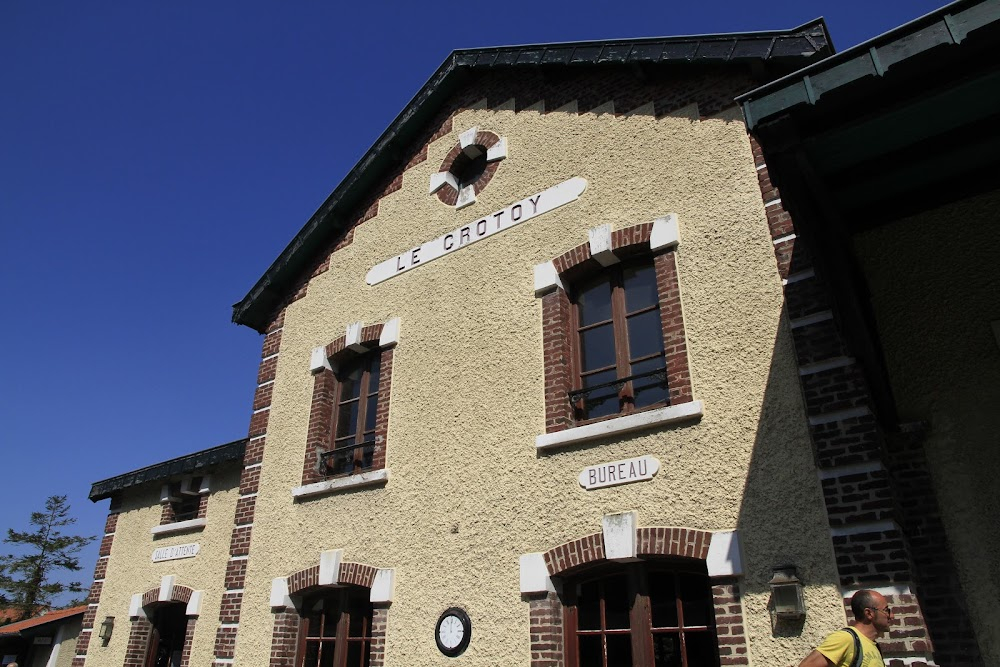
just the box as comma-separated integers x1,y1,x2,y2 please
366,177,587,285
152,543,200,563
579,455,660,490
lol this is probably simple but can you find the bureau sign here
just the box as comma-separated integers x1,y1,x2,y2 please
579,456,660,490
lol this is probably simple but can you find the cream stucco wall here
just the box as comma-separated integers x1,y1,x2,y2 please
228,93,847,666
86,465,241,667
52,616,82,667
854,188,1000,665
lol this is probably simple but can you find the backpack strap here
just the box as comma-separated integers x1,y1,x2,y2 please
842,627,863,667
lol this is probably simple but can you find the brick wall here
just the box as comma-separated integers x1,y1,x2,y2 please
71,501,121,667
750,136,981,664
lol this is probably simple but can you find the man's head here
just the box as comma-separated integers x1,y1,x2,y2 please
850,589,893,634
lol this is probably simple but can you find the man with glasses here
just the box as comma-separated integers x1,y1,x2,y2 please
797,589,891,666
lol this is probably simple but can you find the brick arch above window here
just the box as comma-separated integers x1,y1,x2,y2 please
130,576,203,617
534,217,701,449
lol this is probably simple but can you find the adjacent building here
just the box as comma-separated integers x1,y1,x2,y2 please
74,2,999,665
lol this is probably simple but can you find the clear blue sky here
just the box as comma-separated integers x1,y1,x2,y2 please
0,0,943,605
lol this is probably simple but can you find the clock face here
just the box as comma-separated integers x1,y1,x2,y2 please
435,607,471,657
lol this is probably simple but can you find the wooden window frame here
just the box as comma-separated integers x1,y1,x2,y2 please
297,588,374,667
325,350,382,477
562,562,718,667
569,256,668,424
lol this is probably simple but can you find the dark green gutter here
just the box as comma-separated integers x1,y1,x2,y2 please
232,23,832,333
738,0,1000,129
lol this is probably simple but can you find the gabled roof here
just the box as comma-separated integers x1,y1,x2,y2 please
231,22,833,332
0,606,86,636
89,438,247,501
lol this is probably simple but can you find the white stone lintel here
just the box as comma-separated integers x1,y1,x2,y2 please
319,549,344,586
270,577,292,608
310,346,332,375
370,568,395,603
186,590,204,617
651,213,680,251
486,137,508,162
588,224,618,267
345,322,366,353
706,530,743,578
379,318,401,348
602,511,638,560
536,401,703,450
150,518,206,536
429,171,459,195
128,593,145,619
292,469,390,500
519,553,555,594
456,185,476,209
159,575,176,602
533,261,564,296
459,126,479,149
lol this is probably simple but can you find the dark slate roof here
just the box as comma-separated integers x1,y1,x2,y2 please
89,439,247,501
737,0,1000,129
232,22,832,332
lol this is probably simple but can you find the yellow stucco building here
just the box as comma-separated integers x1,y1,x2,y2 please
73,3,999,666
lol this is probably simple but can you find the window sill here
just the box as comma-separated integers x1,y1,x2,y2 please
150,518,207,536
292,468,389,500
535,401,703,450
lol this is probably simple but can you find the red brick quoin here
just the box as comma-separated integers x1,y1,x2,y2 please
539,221,694,434
267,560,389,667
528,527,748,667
302,322,396,486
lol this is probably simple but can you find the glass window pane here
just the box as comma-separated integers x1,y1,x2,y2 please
364,395,378,433
631,357,668,409
652,632,682,667
683,631,718,667
337,401,359,439
605,634,633,667
367,354,381,390
348,594,372,638
649,573,678,629
318,641,336,667
340,365,362,401
623,263,659,313
304,609,322,638
577,581,602,630
322,607,340,638
604,575,631,630
580,324,616,372
626,309,664,361
302,641,320,667
582,369,619,420
346,641,363,667
577,278,613,327
680,576,712,627
577,635,604,667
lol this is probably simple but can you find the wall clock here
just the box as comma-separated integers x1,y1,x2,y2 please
435,607,471,657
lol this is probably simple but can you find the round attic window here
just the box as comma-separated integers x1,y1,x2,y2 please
449,147,487,186
430,128,507,209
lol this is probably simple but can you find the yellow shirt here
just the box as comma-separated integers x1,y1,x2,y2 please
815,629,883,667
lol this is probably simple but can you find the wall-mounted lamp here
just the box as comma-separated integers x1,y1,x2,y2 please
98,616,114,643
769,566,805,619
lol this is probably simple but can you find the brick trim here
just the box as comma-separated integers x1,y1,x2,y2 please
71,504,121,666
140,584,194,608
303,323,394,486
533,525,746,667
748,136,981,663
540,222,694,434
121,616,153,667
284,560,380,597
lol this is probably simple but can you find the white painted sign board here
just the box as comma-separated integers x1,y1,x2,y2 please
579,456,660,490
366,177,587,285
152,543,200,563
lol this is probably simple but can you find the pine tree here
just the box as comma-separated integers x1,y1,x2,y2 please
0,495,95,621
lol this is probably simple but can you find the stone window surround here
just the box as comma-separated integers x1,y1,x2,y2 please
519,512,747,667
534,216,700,449
294,318,400,499
429,126,507,209
267,549,394,667
154,475,211,535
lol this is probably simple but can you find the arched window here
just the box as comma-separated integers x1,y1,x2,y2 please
298,587,374,667
563,562,718,667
